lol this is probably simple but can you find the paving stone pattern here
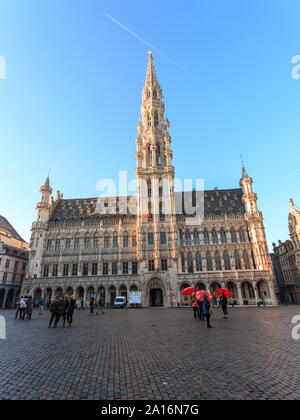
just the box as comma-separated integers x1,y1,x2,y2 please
0,306,299,400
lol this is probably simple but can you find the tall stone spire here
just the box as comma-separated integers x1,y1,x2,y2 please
144,51,160,91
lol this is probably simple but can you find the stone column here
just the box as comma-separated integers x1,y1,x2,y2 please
237,282,244,305
253,283,260,304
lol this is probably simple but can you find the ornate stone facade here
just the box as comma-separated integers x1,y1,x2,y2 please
22,53,277,307
0,216,29,308
271,199,300,303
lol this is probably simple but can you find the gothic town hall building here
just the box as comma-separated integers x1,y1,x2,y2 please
23,53,277,307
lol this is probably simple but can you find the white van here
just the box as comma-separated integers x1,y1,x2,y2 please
114,296,126,308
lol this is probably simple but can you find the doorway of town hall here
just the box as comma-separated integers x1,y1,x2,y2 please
147,278,165,307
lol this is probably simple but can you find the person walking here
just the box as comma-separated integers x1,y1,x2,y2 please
220,293,228,319
15,296,21,319
48,296,60,328
19,296,28,320
197,297,204,321
67,296,77,327
98,298,105,315
202,293,213,328
61,296,69,327
79,298,85,311
46,297,51,310
25,296,33,320
53,296,67,328
89,297,95,316
191,293,199,320
39,297,45,315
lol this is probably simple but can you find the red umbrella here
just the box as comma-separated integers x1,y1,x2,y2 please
195,290,213,302
181,287,196,296
216,288,232,298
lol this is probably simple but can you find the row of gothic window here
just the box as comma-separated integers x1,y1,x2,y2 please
179,228,247,246
42,259,168,277
43,261,138,278
181,250,255,273
46,235,138,251
45,232,170,251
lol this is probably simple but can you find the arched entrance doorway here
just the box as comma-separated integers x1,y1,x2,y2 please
257,280,271,304
195,282,206,291
76,287,84,300
33,288,42,307
147,278,165,307
98,286,105,306
108,286,116,306
55,287,63,297
65,287,74,297
119,285,128,301
226,281,238,301
5,289,15,309
150,289,163,307
87,286,96,300
241,281,256,304
45,288,52,301
0,289,5,309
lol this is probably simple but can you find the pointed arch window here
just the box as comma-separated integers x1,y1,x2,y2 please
193,230,199,245
196,254,203,271
153,89,157,99
187,254,193,273
181,254,185,272
147,180,152,197
224,252,231,270
185,230,191,246
154,112,159,128
212,229,218,244
239,229,246,243
243,250,250,269
206,253,213,271
179,230,183,246
234,251,242,270
203,229,210,245
231,229,237,243
215,252,222,271
220,228,227,243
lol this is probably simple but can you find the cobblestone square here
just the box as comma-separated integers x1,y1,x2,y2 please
0,306,299,400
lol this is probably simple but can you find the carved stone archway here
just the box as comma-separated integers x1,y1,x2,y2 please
146,278,166,307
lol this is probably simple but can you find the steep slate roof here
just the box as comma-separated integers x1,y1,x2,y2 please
0,215,25,242
49,188,245,222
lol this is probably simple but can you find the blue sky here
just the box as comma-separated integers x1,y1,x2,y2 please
0,0,299,248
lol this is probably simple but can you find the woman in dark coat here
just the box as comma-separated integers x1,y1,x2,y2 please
202,294,213,328
25,296,33,320
220,293,228,319
67,296,77,328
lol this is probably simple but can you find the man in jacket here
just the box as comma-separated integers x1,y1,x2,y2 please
202,294,213,328
48,296,60,328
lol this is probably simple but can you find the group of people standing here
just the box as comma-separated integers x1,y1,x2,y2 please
15,296,33,320
191,292,229,328
48,295,77,328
